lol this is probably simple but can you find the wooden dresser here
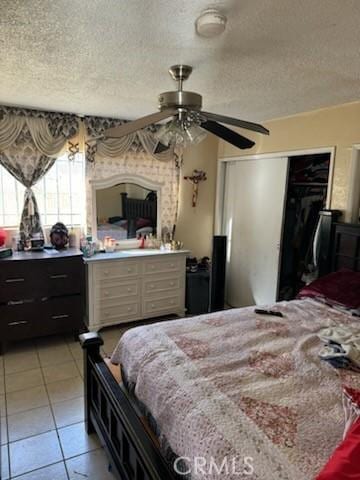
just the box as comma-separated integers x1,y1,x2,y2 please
0,248,84,351
85,249,189,331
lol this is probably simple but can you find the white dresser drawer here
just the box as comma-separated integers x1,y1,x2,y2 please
143,256,183,275
99,301,140,323
96,279,140,302
94,260,140,280
143,295,181,317
86,251,188,330
143,276,180,296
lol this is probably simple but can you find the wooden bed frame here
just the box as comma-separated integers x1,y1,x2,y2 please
80,219,360,480
121,192,157,239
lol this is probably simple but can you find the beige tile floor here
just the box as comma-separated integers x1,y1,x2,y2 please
0,327,128,480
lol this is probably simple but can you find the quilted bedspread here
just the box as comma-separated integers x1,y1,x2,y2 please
111,299,360,480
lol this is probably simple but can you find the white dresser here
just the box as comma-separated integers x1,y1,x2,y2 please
84,249,189,331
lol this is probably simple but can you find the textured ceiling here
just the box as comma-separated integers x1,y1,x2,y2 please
1,0,360,122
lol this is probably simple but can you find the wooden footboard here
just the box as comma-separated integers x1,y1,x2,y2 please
80,332,177,480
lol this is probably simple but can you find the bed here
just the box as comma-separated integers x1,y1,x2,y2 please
80,220,360,480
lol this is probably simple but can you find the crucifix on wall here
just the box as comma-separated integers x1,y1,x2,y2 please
184,169,207,207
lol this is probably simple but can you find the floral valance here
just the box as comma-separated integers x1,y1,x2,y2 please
0,106,181,165
84,115,181,166
0,106,79,159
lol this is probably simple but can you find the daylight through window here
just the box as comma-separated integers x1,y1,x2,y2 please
0,153,85,228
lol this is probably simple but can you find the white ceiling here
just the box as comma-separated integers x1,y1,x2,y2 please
1,0,360,122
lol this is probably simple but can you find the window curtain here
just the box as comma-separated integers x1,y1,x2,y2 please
0,107,79,241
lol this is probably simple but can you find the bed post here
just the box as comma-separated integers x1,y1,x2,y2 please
79,332,104,435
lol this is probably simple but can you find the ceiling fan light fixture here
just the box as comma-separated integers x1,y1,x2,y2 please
155,117,207,148
154,123,171,146
185,124,208,145
195,8,227,38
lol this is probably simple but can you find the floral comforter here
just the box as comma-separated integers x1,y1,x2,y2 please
111,299,360,480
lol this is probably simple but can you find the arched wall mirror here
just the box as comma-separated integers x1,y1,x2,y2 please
90,174,163,244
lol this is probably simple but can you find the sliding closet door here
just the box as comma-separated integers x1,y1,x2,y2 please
223,157,288,307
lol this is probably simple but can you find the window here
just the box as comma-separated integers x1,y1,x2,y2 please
0,153,85,228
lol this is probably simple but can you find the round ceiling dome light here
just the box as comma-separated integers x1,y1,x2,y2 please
195,8,227,38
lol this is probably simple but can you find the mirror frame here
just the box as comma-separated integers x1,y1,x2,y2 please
90,174,163,246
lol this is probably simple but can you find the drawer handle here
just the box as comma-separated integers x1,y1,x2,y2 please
127,268,132,273
103,270,109,275
8,300,24,305
170,281,175,287
5,278,24,283
127,307,132,312
51,314,69,320
170,300,175,305
170,263,175,268
127,287,132,293
104,291,109,296
151,303,155,309
50,274,68,279
151,265,155,270
8,320,28,326
150,284,154,289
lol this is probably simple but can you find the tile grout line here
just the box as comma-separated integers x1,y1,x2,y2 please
6,396,82,424
9,460,66,480
36,337,71,480
9,446,104,480
3,335,103,479
6,418,85,446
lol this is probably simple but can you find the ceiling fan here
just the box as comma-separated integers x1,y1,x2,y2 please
104,65,269,152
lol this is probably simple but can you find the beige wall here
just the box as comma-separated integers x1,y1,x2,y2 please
175,135,219,259
219,100,360,213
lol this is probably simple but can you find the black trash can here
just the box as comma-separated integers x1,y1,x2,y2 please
185,270,210,315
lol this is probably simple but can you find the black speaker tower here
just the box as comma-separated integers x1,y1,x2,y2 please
210,235,227,312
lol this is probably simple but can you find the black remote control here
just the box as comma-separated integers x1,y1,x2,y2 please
254,309,283,318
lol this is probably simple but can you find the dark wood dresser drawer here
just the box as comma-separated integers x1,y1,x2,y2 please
0,249,85,349
0,296,83,340
44,257,84,297
37,296,83,336
0,262,42,302
0,257,84,301
0,302,36,340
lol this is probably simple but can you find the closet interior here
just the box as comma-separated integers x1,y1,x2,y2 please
278,152,331,300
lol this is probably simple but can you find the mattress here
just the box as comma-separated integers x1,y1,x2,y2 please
111,299,360,480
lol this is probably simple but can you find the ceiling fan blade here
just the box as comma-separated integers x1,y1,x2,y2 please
201,120,255,149
201,111,269,135
105,108,177,138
